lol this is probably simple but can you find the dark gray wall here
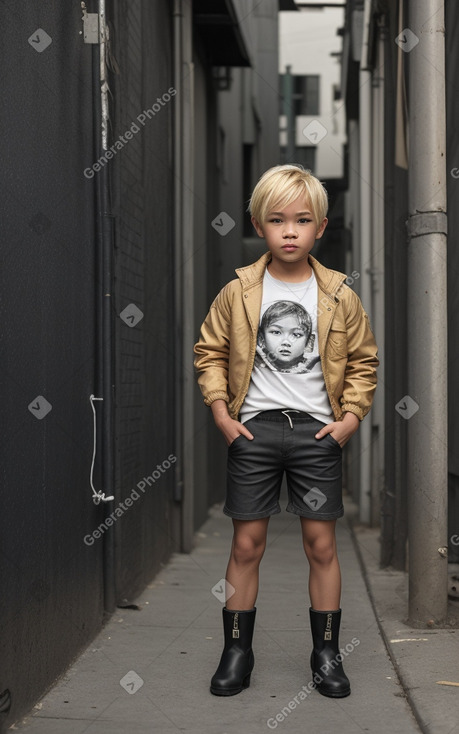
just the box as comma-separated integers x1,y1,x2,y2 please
192,43,221,530
0,0,104,727
109,0,178,601
0,0,179,727
380,0,409,570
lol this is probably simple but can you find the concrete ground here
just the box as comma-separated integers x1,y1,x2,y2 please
14,492,454,734
351,520,459,734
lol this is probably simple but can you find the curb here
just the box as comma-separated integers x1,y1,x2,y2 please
346,513,427,734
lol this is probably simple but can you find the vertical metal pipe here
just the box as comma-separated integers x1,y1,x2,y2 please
173,0,184,514
407,0,448,625
283,65,295,162
173,0,195,553
358,0,373,525
370,19,385,528
97,0,116,615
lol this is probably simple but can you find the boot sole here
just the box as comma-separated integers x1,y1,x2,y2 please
210,673,251,696
316,685,351,698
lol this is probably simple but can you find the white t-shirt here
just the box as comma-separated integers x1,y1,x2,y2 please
240,268,334,425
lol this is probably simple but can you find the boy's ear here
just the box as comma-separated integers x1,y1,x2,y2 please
315,217,328,239
251,216,265,238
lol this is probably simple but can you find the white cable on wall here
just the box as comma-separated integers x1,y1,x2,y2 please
89,394,114,504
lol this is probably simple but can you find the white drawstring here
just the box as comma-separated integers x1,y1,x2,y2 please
281,409,300,429
89,394,114,504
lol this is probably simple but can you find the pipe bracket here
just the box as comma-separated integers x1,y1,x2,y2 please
407,211,447,239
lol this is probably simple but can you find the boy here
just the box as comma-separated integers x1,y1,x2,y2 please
194,164,378,698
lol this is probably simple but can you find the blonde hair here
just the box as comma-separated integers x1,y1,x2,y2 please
248,164,328,226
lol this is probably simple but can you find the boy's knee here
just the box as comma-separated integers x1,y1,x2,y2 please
305,537,336,567
232,535,266,565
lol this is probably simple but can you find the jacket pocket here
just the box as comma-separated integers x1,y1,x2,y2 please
327,326,348,359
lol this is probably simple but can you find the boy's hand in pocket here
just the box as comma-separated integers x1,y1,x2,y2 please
211,399,254,446
315,412,359,448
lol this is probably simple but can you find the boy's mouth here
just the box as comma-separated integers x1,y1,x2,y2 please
281,245,298,251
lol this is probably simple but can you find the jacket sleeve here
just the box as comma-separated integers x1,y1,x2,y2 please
340,289,379,420
193,283,233,406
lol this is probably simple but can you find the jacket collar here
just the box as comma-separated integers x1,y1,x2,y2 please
235,251,347,299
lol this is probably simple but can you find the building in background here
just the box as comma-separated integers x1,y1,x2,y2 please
341,0,458,626
279,4,346,179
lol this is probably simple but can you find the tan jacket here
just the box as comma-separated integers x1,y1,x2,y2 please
194,252,379,422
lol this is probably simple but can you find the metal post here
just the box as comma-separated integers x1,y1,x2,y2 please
370,17,386,528
95,0,116,616
283,65,295,163
407,0,448,626
358,0,373,525
173,0,195,553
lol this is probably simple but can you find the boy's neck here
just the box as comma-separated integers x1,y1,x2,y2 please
267,257,313,283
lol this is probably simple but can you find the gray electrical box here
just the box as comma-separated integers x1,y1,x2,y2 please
83,13,99,44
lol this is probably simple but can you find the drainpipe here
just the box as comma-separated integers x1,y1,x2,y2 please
173,0,184,520
96,0,116,615
370,17,385,527
283,65,295,163
173,0,195,553
358,0,373,524
407,0,448,626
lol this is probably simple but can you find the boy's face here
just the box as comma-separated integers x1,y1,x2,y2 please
251,196,327,269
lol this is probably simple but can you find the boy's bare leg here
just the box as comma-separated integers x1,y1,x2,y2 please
300,517,341,610
225,517,270,610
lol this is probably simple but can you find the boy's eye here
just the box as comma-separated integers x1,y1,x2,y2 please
268,218,312,224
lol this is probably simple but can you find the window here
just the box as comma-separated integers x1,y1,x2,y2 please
279,74,320,116
294,75,320,116
280,146,316,171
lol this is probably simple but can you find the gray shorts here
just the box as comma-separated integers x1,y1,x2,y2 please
224,410,343,522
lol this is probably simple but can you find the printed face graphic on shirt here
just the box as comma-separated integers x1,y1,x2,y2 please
256,300,316,373
263,315,307,365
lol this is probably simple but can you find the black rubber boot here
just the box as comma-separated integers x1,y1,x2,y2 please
210,607,256,696
309,608,351,698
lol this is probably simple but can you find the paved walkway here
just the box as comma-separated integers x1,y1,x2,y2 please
15,496,424,734
351,521,459,734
